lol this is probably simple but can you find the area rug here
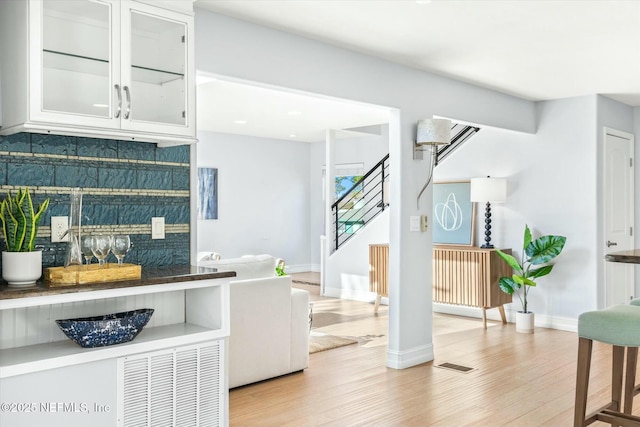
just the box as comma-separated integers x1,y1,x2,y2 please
309,331,358,354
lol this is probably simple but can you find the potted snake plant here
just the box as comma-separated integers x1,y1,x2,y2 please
0,188,50,287
496,224,566,333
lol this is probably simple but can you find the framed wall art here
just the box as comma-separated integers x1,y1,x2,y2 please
198,167,218,220
433,181,475,245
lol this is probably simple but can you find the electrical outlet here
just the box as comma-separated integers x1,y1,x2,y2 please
410,216,420,232
151,217,165,240
51,216,69,242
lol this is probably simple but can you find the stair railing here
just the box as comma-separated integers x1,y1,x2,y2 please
331,154,390,252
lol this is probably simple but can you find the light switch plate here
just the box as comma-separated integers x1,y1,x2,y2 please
151,217,165,239
421,215,428,232
51,216,69,242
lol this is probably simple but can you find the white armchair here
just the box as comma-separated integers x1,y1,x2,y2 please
197,254,310,388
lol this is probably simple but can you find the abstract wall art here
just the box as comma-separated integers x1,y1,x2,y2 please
198,167,218,220
433,181,475,245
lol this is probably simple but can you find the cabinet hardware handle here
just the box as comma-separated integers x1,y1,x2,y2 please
114,84,122,119
123,85,131,119
607,240,618,247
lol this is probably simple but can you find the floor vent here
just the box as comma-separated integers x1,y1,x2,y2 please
435,362,475,373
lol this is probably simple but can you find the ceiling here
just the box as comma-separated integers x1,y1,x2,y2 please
197,77,390,142
195,0,640,141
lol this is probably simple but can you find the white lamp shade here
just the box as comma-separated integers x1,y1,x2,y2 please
470,177,507,203
416,118,451,146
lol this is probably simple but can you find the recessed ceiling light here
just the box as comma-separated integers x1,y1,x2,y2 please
93,103,109,108
234,120,247,124
289,134,297,138
288,111,302,116
416,0,432,4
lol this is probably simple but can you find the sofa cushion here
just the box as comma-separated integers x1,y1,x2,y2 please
199,254,276,280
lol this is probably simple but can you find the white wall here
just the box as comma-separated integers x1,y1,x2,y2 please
435,95,638,329
195,9,537,369
324,210,390,301
196,131,312,271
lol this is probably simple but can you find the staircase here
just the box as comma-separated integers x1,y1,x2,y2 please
331,154,389,252
329,123,479,253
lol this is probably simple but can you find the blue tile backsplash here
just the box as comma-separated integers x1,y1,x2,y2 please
0,133,191,278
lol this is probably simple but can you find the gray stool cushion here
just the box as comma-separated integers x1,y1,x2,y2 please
578,305,640,347
631,299,640,307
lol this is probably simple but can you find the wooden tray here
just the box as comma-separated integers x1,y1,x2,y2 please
44,263,142,287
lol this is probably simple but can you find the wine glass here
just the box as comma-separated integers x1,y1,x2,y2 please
91,235,112,266
111,235,131,266
80,235,94,265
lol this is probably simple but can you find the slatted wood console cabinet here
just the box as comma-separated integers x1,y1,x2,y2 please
369,243,389,314
433,245,513,328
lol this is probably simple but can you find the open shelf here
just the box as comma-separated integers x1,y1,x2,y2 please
0,323,223,379
43,49,184,84
0,275,229,310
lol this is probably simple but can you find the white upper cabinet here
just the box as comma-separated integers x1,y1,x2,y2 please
0,0,196,146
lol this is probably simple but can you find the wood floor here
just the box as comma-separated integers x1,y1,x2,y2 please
229,283,635,426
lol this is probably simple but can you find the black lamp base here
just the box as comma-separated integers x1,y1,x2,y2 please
481,201,494,249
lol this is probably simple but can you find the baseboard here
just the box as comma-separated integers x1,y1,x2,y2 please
433,303,578,332
322,286,386,304
285,264,314,274
318,295,578,333
387,343,434,369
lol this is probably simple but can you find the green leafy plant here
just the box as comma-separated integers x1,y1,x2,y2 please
0,188,50,252
496,225,566,313
275,258,287,276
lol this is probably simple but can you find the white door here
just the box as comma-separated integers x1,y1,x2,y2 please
604,128,635,307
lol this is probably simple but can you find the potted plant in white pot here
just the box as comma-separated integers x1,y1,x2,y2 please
496,225,566,333
0,188,50,287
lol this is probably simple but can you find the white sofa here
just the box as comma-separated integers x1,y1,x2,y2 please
197,253,310,388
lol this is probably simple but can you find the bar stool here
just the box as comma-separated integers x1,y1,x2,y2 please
575,305,640,426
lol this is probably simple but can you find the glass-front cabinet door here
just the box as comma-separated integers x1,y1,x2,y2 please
120,3,193,137
30,0,119,128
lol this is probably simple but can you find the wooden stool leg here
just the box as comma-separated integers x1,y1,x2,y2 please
482,308,487,329
374,294,381,314
612,345,625,412
575,337,593,427
625,347,639,413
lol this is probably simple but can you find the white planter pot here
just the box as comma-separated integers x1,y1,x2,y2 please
516,311,535,334
2,251,42,287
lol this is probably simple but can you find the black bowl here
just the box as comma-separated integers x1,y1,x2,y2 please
56,308,154,348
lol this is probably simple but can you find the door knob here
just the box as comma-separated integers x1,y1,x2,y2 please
607,240,618,247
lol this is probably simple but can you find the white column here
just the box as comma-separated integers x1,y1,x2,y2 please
387,112,435,369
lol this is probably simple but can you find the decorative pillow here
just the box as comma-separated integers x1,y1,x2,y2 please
197,252,221,262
